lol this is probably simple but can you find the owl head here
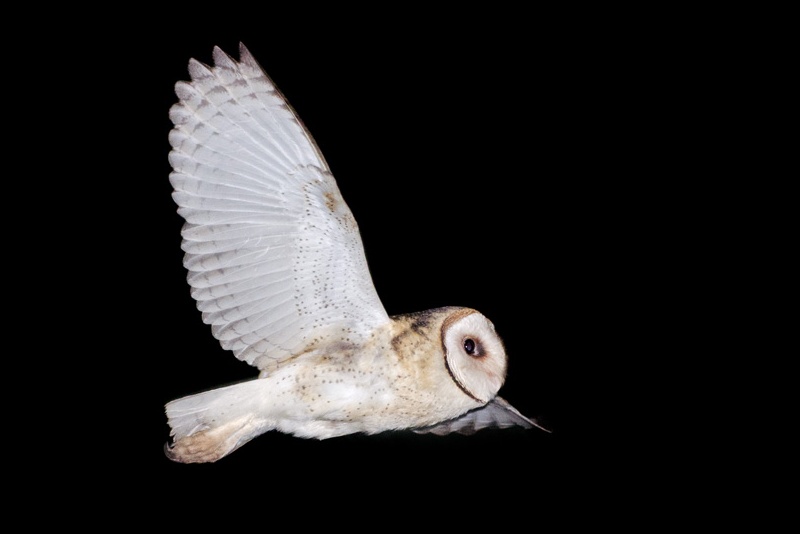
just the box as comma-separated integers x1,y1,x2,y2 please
440,308,508,404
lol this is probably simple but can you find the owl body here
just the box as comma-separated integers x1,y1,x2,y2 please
166,307,497,462
164,45,547,463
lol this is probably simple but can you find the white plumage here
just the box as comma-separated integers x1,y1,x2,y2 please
164,44,547,463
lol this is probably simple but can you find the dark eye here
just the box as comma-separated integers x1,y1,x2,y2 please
464,338,477,355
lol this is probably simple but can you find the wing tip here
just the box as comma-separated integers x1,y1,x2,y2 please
212,45,237,70
187,57,214,81
529,417,553,433
239,42,255,64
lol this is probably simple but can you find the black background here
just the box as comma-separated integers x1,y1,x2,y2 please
67,15,694,514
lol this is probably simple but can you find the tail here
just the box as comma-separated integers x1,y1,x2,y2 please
164,379,269,463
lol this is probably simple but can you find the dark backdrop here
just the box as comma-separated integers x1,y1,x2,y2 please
74,19,680,515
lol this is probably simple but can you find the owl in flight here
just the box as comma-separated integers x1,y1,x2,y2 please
164,44,548,463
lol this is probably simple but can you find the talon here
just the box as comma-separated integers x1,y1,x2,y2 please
164,440,180,462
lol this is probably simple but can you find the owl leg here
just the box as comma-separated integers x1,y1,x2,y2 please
165,415,267,463
164,379,271,463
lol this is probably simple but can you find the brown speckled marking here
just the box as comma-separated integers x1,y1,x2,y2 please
390,329,411,354
324,191,338,212
390,310,432,355
390,307,460,358
441,308,482,402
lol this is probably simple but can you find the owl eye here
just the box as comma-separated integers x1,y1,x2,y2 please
464,338,477,355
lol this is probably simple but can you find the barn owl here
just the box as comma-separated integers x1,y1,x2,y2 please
164,43,548,463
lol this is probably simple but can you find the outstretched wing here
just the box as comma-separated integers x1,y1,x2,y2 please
413,396,551,435
167,44,390,373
